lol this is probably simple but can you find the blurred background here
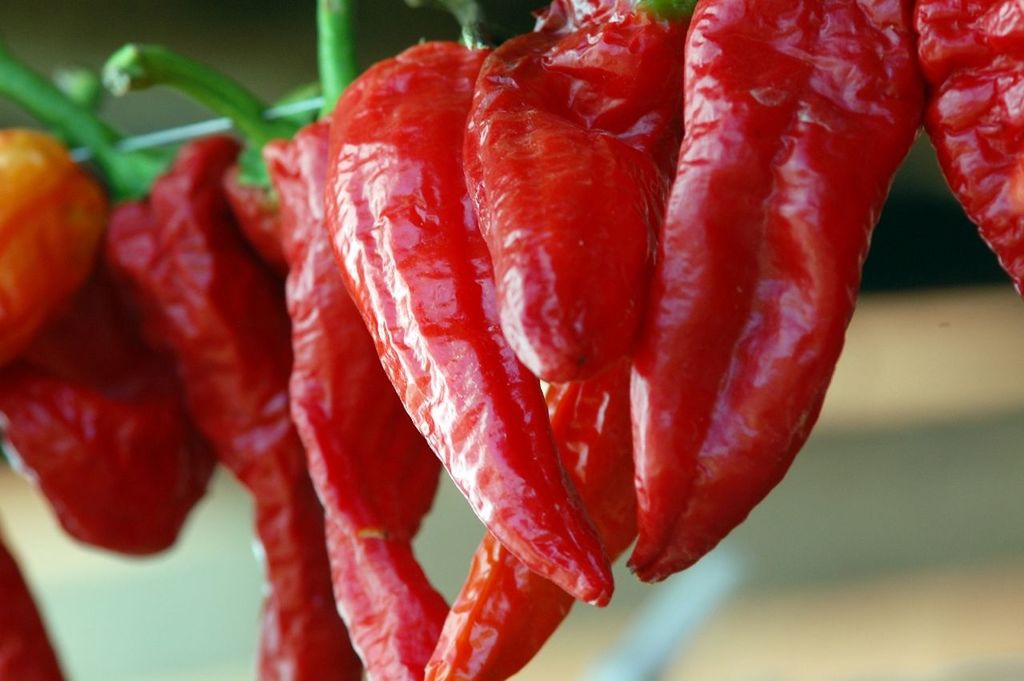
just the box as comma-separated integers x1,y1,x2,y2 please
1,2,1023,680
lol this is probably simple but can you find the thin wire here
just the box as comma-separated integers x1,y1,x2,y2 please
69,95,325,163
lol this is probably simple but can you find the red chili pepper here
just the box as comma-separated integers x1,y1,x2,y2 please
0,531,65,681
425,360,635,681
0,265,214,556
463,1,686,382
223,165,288,276
916,0,1024,294
264,120,447,681
325,41,613,606
105,136,360,681
629,0,925,581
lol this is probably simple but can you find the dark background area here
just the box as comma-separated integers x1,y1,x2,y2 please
0,0,1010,293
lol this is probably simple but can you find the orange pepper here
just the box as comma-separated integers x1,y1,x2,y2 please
0,129,107,366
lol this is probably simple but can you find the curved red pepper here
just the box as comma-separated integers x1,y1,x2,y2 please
0,531,64,681
425,361,635,681
916,0,1024,294
325,42,613,606
463,1,686,382
105,137,360,681
265,120,447,681
0,266,213,556
629,0,925,581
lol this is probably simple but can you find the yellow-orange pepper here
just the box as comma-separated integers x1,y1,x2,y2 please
0,129,107,366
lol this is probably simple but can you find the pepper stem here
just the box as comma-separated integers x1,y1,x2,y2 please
638,0,699,20
102,44,295,148
54,67,104,113
318,0,358,117
0,37,166,200
404,0,490,49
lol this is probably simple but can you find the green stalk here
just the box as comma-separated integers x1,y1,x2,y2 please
103,44,295,148
639,0,699,20
0,37,167,200
54,67,104,112
404,0,489,49
318,0,358,117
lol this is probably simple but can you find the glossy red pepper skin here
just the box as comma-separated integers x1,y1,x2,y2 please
463,2,685,383
425,361,635,681
0,532,64,681
325,42,613,606
265,121,447,681
223,165,288,276
0,267,213,556
105,137,360,681
916,0,1024,294
629,0,924,581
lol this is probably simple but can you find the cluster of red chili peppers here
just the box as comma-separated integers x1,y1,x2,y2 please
0,0,1021,678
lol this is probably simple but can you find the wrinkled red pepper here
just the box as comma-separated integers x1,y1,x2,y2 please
629,0,925,581
0,265,213,556
264,120,447,681
463,0,686,382
222,167,288,276
325,41,613,606
426,360,635,681
916,0,1024,294
105,136,360,681
0,531,64,681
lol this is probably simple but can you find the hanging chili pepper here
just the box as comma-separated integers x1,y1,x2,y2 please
222,167,287,275
426,360,635,681
0,129,106,367
463,0,687,382
629,0,925,581
103,43,301,277
325,40,613,606
265,119,447,681
915,0,1024,294
0,530,65,681
0,265,214,556
105,136,360,681
0,47,214,557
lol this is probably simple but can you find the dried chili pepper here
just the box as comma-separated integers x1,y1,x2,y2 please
105,136,359,681
0,43,217,557
325,40,613,606
463,0,687,382
265,120,447,681
426,360,635,681
915,0,1024,294
629,0,925,581
0,265,214,556
0,530,65,681
222,167,287,275
103,43,301,277
0,129,106,367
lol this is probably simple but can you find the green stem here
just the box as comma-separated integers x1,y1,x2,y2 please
54,67,104,112
405,0,489,49
0,37,165,200
103,44,295,148
318,0,358,117
639,0,699,20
